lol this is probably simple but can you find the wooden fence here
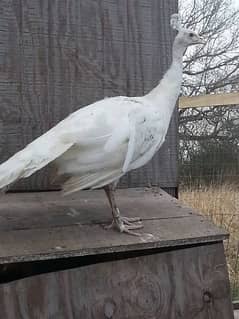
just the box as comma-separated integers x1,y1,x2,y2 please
179,92,239,108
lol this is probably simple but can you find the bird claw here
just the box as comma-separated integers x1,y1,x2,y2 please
105,216,143,236
119,223,144,236
120,216,142,225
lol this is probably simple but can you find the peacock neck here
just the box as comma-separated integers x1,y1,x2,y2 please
145,39,185,123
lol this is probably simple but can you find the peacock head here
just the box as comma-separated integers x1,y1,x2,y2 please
170,13,205,47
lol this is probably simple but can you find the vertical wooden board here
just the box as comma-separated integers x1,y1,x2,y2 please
0,0,105,190
0,243,233,318
102,0,128,97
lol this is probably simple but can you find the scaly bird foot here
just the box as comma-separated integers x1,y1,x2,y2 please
105,216,143,236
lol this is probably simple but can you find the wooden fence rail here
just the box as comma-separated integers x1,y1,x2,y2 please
179,92,239,108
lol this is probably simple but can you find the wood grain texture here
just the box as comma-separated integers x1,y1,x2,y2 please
0,242,234,318
179,92,239,108
0,188,228,264
0,0,178,191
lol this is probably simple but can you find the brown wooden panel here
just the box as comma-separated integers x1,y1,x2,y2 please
0,243,234,318
0,188,228,264
0,0,178,191
0,0,105,190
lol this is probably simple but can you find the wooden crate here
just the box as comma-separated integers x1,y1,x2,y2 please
0,188,234,318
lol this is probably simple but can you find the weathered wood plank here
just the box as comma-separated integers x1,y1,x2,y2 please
102,0,128,96
0,188,228,264
179,92,239,108
0,0,104,190
0,243,233,318
0,189,194,231
0,0,178,191
0,215,228,264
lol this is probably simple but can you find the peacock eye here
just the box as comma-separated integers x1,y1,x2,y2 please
189,33,194,37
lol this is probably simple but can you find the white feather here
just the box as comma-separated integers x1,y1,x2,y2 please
0,13,204,193
0,91,176,192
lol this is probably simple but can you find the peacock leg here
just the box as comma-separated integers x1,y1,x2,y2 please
103,184,143,236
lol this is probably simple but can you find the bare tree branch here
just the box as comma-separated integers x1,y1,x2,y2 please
179,0,239,173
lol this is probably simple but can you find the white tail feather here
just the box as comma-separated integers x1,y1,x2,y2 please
62,170,122,195
0,151,31,189
0,130,74,190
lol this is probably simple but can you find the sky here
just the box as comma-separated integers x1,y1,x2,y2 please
233,0,239,9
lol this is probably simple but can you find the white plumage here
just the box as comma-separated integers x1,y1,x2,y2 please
0,96,166,192
0,14,205,235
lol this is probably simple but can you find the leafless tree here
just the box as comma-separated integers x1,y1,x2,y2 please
178,0,239,182
180,0,239,96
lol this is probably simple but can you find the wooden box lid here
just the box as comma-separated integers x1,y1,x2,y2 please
0,188,228,264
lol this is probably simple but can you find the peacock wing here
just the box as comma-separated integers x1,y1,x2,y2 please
122,108,165,173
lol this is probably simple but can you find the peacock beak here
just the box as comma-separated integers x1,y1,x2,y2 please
196,36,206,44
